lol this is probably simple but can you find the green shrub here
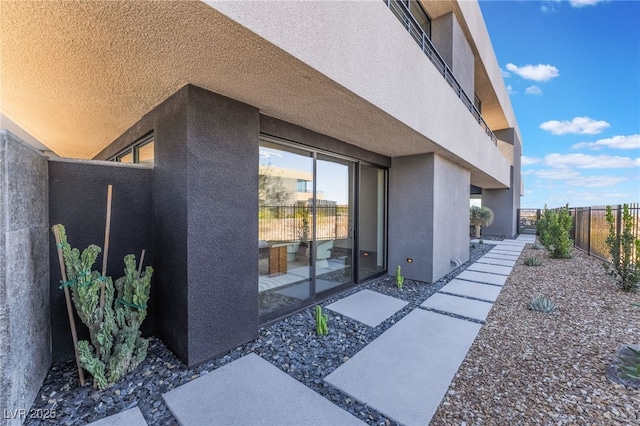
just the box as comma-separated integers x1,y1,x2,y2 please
524,256,542,266
528,296,556,313
538,204,573,259
531,243,543,250
604,204,640,292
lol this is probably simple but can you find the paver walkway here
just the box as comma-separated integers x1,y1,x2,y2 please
88,235,535,426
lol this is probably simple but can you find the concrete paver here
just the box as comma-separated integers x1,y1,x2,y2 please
86,407,147,426
163,353,364,426
477,257,516,267
439,279,503,302
457,270,508,286
420,293,493,322
324,310,481,426
467,262,512,275
325,289,408,327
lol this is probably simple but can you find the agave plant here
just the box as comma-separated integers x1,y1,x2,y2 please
528,296,556,313
524,256,542,267
470,206,494,238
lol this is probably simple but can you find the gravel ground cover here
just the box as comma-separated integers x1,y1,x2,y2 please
30,240,639,426
431,244,640,426
28,242,494,426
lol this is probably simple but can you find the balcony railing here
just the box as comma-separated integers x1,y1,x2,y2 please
385,0,498,145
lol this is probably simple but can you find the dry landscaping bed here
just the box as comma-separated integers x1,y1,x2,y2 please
431,244,640,425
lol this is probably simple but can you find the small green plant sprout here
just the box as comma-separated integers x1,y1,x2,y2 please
619,345,640,379
478,239,484,245
396,265,404,290
604,204,640,292
315,305,328,336
531,243,543,250
524,256,542,267
528,296,556,313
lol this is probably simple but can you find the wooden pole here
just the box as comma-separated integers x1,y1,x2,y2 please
52,226,86,386
99,185,113,316
137,249,146,278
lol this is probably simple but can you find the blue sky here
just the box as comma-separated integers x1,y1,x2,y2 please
479,0,640,208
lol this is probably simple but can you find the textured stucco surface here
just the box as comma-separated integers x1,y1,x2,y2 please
432,12,475,99
0,130,51,425
2,0,513,189
483,128,522,237
389,153,469,283
389,154,435,282
48,159,153,362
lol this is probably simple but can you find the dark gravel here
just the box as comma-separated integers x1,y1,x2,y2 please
28,242,496,426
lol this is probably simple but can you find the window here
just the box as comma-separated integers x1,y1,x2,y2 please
405,0,431,38
110,134,154,165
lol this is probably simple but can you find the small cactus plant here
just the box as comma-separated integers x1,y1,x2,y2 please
524,256,542,266
528,296,556,313
396,266,404,289
315,305,328,336
531,243,543,250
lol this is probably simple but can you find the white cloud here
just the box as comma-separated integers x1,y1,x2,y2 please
567,175,627,188
572,134,640,150
525,85,543,95
540,116,610,135
521,156,541,166
506,85,516,95
544,153,640,169
570,0,604,7
505,63,559,82
259,149,282,159
501,68,511,78
535,168,581,180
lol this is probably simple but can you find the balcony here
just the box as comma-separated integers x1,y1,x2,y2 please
384,0,497,145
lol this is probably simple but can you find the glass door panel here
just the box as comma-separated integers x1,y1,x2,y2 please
258,142,313,317
314,155,355,293
358,165,387,281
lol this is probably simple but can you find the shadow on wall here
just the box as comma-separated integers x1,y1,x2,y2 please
48,159,154,363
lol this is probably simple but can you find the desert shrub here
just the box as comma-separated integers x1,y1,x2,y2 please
539,204,573,259
470,206,494,238
604,204,640,292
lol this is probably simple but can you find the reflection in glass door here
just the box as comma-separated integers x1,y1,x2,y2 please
258,137,386,322
314,155,355,294
358,165,387,281
258,142,313,317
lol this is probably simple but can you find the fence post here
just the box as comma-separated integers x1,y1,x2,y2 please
616,204,622,249
587,207,592,256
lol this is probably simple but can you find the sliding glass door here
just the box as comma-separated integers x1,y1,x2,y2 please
258,137,386,321
314,154,355,295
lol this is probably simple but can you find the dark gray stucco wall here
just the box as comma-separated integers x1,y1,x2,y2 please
483,128,522,237
49,159,153,363
184,86,259,366
0,131,50,425
108,85,259,367
260,116,391,168
388,154,434,282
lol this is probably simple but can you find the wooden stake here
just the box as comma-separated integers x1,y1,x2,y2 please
99,185,113,316
52,226,86,386
137,249,146,278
